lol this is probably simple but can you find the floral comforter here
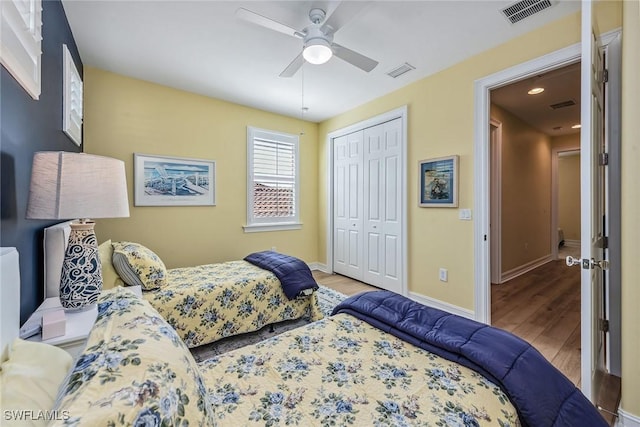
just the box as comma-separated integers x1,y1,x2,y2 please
143,260,323,348
199,314,521,426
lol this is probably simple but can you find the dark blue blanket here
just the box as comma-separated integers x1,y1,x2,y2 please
332,291,607,427
244,251,318,300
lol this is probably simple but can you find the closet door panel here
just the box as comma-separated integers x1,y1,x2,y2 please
333,132,364,280
381,119,403,292
363,125,384,285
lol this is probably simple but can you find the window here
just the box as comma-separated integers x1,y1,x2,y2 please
0,0,42,100
245,127,301,232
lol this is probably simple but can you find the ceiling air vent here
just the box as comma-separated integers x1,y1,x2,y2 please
501,0,554,24
386,63,415,79
549,99,576,110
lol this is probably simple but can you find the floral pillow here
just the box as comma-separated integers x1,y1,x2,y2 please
112,241,167,290
51,287,214,426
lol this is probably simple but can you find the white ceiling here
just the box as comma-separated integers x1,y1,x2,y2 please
61,0,582,124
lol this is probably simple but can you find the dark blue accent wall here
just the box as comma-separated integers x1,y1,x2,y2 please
1,0,83,323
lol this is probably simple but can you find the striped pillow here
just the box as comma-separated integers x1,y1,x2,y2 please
111,242,167,290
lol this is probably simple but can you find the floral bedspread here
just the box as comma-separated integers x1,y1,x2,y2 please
143,260,323,348
199,314,521,427
51,287,214,426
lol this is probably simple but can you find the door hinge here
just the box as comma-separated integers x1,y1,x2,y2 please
603,69,609,83
599,319,610,333
599,153,609,166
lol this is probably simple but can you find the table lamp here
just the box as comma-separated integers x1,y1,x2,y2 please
26,152,129,311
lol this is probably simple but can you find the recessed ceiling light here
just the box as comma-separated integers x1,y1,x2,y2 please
571,124,581,129
528,87,545,95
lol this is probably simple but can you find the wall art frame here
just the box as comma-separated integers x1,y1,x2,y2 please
134,153,216,206
419,155,458,207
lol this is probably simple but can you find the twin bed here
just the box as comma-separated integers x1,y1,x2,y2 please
0,224,608,426
42,222,322,348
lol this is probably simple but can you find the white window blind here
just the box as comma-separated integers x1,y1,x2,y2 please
246,127,300,231
0,0,42,100
63,44,83,146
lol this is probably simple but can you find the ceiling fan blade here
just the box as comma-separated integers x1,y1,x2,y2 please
236,8,302,38
332,43,378,72
279,53,305,78
321,1,369,35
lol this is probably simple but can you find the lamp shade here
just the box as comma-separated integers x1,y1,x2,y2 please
26,152,129,220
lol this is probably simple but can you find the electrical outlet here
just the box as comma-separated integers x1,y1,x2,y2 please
439,268,448,282
271,246,277,252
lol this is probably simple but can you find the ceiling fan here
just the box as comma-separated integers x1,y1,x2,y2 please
236,2,378,78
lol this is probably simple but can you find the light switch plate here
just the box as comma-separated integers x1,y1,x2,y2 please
459,209,472,220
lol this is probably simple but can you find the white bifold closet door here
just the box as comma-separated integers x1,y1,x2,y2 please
333,130,364,280
333,118,402,293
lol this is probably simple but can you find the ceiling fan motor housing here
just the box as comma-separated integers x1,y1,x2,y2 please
304,25,333,46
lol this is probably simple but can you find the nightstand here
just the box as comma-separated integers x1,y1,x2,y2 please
24,298,98,360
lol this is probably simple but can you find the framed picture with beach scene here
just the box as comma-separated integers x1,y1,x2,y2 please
134,153,216,206
419,155,458,207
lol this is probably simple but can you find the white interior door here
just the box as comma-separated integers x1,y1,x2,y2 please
579,0,607,402
363,119,402,293
333,131,364,280
363,125,384,285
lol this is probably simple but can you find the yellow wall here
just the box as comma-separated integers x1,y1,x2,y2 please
552,133,581,152
318,3,621,310
490,104,551,273
83,68,320,268
557,153,581,241
620,0,640,418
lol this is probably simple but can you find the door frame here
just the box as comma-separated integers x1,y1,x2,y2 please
473,29,621,396
551,147,581,261
489,119,503,284
473,29,619,324
325,106,408,297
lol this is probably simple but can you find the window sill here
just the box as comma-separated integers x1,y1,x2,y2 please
243,222,302,233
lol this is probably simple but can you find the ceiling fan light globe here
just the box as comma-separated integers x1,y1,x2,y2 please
303,40,332,65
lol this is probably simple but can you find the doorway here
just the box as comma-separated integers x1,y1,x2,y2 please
487,62,582,385
473,30,622,403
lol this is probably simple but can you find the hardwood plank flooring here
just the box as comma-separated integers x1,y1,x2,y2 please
492,259,620,424
315,267,621,424
312,270,379,296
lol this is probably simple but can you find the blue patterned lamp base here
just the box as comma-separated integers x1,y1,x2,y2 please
60,221,103,311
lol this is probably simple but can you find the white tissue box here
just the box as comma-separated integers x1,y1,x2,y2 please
42,309,66,340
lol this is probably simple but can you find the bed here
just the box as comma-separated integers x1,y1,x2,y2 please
1,248,607,427
42,222,322,347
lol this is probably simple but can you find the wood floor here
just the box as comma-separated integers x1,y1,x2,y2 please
315,267,620,424
313,270,380,295
492,259,620,425
492,259,582,384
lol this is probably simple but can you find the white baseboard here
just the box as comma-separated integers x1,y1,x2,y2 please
563,239,580,248
618,409,640,427
501,255,552,283
408,292,474,320
309,262,329,273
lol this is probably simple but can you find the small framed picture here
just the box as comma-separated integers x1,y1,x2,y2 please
419,155,458,207
134,153,216,206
